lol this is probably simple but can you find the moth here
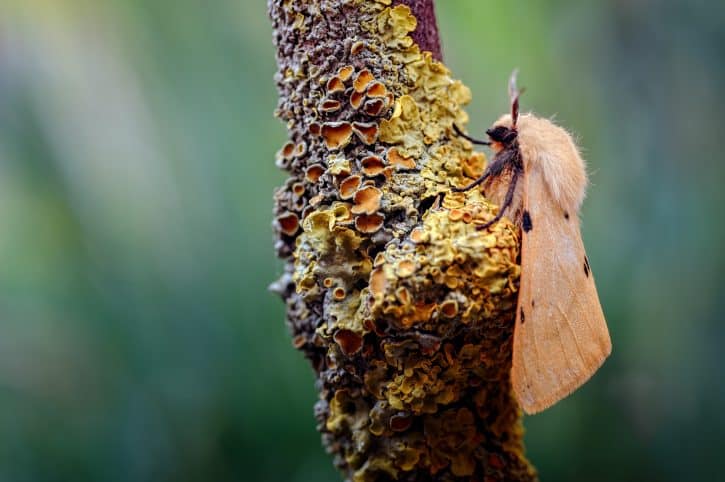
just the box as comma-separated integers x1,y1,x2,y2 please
452,72,611,414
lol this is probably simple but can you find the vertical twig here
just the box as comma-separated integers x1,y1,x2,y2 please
269,1,537,480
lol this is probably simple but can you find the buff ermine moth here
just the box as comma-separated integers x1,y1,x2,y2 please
453,72,611,414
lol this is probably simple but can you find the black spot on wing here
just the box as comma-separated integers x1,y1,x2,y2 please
531,299,535,308
584,256,591,278
522,210,532,232
564,211,570,220
520,308,525,324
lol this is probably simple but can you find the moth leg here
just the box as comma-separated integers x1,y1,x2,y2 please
452,124,491,146
451,149,513,193
476,168,521,231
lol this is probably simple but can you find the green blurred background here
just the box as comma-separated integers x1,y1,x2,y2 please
0,1,723,481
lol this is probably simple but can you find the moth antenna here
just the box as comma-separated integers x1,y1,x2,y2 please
508,69,519,101
452,123,491,146
508,69,525,128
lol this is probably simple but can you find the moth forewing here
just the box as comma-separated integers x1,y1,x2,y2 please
511,118,611,414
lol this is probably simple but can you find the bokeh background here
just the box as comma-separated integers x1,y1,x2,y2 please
1,1,723,481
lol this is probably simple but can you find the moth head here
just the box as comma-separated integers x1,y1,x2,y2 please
486,117,517,153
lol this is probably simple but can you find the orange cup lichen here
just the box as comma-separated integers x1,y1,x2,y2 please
276,212,299,236
350,91,365,110
333,329,363,356
440,299,459,318
305,164,325,183
363,98,387,117
337,65,355,82
351,186,382,215
352,122,379,145
321,122,353,150
387,146,416,169
354,213,384,233
353,69,375,93
280,141,295,159
319,99,342,113
326,76,345,94
361,155,386,176
339,175,362,200
366,81,388,98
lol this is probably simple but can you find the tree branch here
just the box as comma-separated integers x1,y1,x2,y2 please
269,1,537,480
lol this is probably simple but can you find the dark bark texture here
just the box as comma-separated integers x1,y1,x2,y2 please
269,1,537,480
393,0,442,60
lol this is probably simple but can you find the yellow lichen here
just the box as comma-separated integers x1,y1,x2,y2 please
326,154,352,177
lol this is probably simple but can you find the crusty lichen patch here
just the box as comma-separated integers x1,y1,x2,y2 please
270,0,537,480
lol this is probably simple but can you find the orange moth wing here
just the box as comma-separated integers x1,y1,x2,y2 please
511,118,612,414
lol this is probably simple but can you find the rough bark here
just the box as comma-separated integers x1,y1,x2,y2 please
393,0,442,60
269,1,537,480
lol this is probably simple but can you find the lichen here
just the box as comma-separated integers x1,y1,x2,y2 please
269,0,538,480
